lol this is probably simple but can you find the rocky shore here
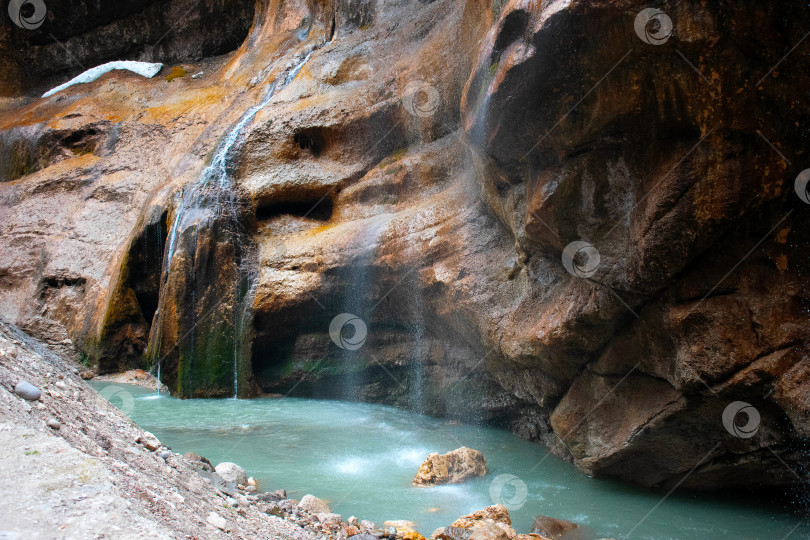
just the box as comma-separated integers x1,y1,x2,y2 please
1,319,600,539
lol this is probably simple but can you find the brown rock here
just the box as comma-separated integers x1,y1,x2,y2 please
451,505,511,528
136,432,160,452
413,447,486,486
530,516,578,538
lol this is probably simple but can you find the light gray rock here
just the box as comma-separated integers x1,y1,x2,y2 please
298,494,330,514
317,512,342,524
215,462,247,485
206,512,230,532
46,418,61,430
14,381,41,401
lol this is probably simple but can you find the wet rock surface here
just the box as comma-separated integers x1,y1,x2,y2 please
413,447,487,486
531,516,578,538
0,0,808,494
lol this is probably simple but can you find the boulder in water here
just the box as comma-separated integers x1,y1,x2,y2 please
215,462,247,485
14,380,41,401
413,447,486,486
531,515,578,538
298,494,330,514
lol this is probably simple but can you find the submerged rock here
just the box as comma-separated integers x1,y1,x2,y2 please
215,462,247,485
14,381,41,401
413,447,486,486
531,516,578,538
299,494,331,514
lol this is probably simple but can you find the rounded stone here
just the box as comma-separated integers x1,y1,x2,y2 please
14,381,41,401
298,494,330,514
215,462,247,485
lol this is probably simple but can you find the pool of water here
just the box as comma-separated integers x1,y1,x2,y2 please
91,382,807,539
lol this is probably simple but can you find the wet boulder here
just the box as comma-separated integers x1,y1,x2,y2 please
413,447,486,486
531,515,578,538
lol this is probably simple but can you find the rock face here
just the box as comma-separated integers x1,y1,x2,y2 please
1,0,809,491
0,0,255,96
413,447,487,486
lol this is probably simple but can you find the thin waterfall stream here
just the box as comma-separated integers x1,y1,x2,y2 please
337,214,393,401
149,49,315,398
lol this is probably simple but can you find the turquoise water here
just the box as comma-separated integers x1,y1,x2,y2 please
91,383,807,539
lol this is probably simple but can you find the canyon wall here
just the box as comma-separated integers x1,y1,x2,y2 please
1,0,809,491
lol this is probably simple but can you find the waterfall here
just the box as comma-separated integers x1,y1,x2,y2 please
406,279,426,415
337,215,392,401
149,49,314,398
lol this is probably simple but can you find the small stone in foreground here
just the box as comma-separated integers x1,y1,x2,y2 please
206,511,230,531
136,432,160,451
46,418,61,430
14,381,41,401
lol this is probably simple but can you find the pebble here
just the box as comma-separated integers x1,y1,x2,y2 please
46,418,61,430
389,527,397,536
136,432,161,451
225,496,238,507
317,512,342,524
206,512,230,532
55,381,67,390
348,516,359,526
158,450,172,460
14,381,42,401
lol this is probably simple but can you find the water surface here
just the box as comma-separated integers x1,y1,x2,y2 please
91,383,807,539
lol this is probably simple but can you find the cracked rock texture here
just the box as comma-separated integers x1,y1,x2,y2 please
0,0,809,490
